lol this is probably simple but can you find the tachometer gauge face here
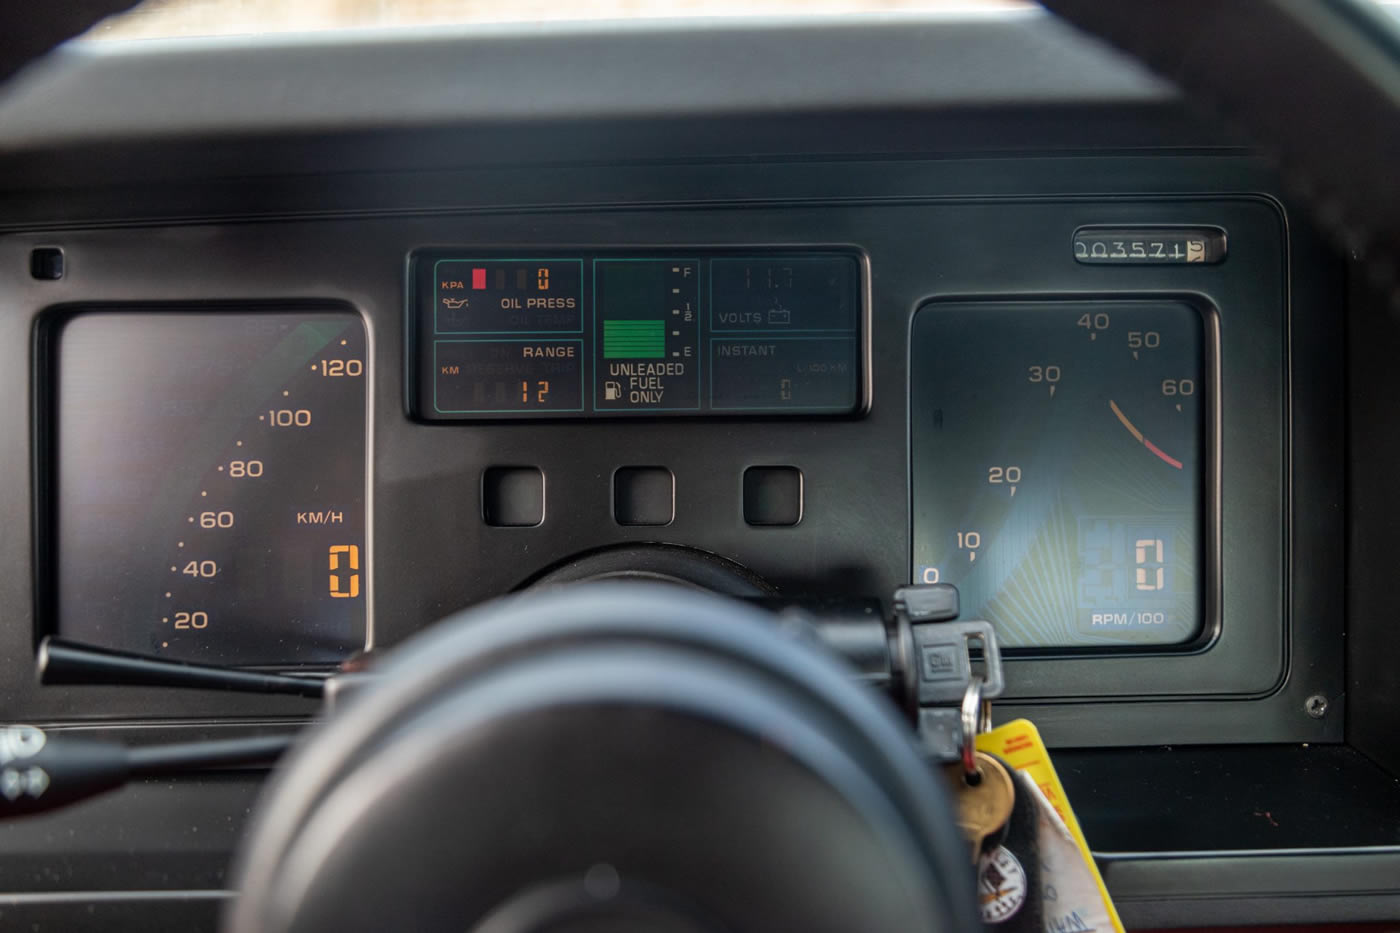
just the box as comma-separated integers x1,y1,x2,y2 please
50,310,368,666
910,300,1208,649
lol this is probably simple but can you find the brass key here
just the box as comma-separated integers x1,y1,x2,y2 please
942,751,1015,862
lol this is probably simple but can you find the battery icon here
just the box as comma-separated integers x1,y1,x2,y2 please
472,268,487,290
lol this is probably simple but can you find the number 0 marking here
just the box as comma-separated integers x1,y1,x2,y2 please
329,544,360,599
1135,538,1166,591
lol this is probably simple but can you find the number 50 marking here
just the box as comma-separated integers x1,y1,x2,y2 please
329,545,361,599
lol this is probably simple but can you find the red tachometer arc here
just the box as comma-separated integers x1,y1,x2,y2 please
1109,399,1183,470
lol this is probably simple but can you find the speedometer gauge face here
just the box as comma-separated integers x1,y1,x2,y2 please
910,301,1207,649
50,311,368,665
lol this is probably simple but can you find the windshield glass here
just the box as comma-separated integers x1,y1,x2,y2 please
85,0,1032,41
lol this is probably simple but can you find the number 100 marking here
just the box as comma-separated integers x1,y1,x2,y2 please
268,409,311,427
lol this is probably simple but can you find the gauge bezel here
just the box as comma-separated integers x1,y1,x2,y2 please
404,246,873,423
908,295,1222,658
31,301,375,673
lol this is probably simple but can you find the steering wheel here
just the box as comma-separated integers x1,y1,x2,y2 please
225,584,979,932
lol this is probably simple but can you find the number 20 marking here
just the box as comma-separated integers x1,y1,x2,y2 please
174,611,208,630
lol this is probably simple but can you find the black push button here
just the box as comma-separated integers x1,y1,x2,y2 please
613,467,674,526
30,247,64,280
482,467,545,527
744,466,803,526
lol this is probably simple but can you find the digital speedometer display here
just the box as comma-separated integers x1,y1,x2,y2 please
50,310,368,666
910,300,1207,649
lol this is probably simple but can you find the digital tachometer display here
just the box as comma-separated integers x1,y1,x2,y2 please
49,310,368,666
910,300,1208,649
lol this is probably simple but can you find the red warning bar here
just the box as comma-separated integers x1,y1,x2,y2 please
472,268,487,289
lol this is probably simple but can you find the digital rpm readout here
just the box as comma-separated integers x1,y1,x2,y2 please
910,300,1207,649
50,311,368,665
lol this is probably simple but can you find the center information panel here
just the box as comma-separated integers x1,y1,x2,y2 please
411,250,864,419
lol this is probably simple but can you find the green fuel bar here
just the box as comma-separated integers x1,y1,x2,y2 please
603,319,665,359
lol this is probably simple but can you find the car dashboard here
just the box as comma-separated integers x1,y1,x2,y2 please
0,8,1397,931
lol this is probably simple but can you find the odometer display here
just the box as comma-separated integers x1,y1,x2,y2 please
911,300,1207,648
50,310,368,665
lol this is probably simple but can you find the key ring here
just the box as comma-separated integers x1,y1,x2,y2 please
960,675,984,782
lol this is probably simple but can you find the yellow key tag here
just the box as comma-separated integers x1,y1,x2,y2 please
976,719,1124,933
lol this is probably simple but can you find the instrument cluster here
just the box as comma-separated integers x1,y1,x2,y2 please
6,184,1331,754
